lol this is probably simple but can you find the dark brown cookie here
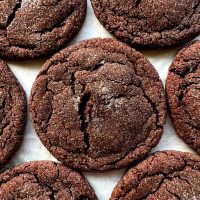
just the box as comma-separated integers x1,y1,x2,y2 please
110,151,200,200
91,0,200,49
0,60,26,168
0,0,86,59
0,160,98,199
30,38,166,171
166,41,200,154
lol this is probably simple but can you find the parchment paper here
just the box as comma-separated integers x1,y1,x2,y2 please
6,1,198,199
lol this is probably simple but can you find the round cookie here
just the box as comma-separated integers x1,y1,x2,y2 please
30,38,166,171
91,0,200,48
110,151,200,200
0,60,26,167
0,161,98,199
166,41,200,154
0,0,86,59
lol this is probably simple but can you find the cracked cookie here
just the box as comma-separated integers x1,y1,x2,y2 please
91,0,200,48
110,151,200,200
0,60,26,168
166,40,200,154
0,0,86,59
0,161,98,199
30,38,166,171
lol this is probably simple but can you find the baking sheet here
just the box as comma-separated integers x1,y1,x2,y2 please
5,1,198,199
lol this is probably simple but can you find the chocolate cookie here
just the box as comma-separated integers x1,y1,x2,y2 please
30,38,166,171
0,60,26,167
110,151,200,200
166,41,200,154
0,0,86,59
0,161,98,199
91,0,200,48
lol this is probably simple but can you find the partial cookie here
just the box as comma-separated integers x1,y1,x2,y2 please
0,0,86,59
0,161,98,199
30,38,166,171
110,151,200,200
0,60,26,167
91,0,200,48
166,41,200,154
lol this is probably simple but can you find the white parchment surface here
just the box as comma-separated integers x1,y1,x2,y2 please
6,1,198,199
